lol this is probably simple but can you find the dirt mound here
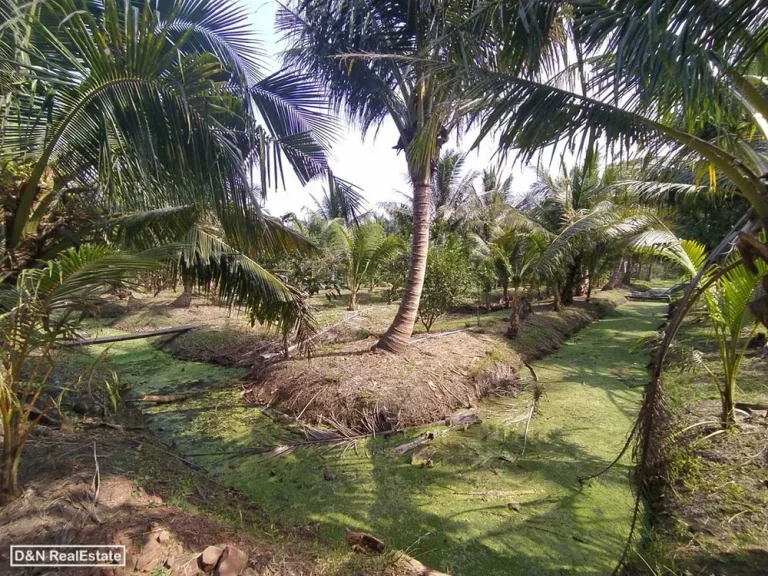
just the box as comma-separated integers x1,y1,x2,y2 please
248,330,509,432
160,326,279,367
246,300,619,432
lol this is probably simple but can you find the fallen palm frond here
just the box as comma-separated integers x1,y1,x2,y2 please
261,310,363,360
393,430,449,456
181,407,485,461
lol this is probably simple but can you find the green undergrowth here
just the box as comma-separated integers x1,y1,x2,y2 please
57,300,665,575
664,317,768,410
633,313,768,575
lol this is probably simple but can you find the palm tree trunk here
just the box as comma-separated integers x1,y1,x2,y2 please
553,283,562,312
622,255,633,286
348,289,357,311
603,258,624,290
502,280,509,308
375,181,431,353
561,264,578,306
172,276,193,308
1,416,22,503
507,290,521,338
722,370,736,428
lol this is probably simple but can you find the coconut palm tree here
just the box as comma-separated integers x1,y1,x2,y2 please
310,175,368,224
323,221,403,310
278,0,565,353
0,0,354,333
508,156,664,308
488,228,550,338
465,168,515,243
431,149,476,238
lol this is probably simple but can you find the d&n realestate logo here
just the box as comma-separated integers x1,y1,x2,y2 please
10,545,126,568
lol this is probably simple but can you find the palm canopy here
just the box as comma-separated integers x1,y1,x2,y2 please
0,0,351,341
278,0,565,177
430,149,476,236
460,0,768,218
322,219,402,309
464,167,515,241
488,227,550,290
512,157,664,282
310,175,368,224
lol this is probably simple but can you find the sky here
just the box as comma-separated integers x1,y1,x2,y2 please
249,1,539,218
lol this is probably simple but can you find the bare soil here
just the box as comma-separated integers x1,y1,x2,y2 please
0,426,315,575
245,297,625,432
0,423,448,576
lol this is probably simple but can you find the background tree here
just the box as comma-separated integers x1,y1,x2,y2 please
324,221,402,310
418,236,475,332
465,168,515,243
430,150,476,240
476,227,549,337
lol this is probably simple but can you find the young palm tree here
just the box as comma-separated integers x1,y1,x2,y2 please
632,231,767,427
0,0,344,336
324,221,402,310
0,246,157,500
278,0,564,353
488,228,550,338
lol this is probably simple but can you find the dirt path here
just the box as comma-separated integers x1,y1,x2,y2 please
73,301,665,575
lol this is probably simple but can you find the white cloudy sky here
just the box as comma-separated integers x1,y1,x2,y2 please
249,0,540,217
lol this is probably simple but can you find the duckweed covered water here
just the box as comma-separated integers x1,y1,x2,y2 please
81,301,665,575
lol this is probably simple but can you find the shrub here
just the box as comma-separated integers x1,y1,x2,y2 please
418,239,475,331
381,250,410,304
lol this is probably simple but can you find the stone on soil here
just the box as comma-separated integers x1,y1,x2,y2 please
198,545,223,573
214,545,248,576
411,446,436,467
